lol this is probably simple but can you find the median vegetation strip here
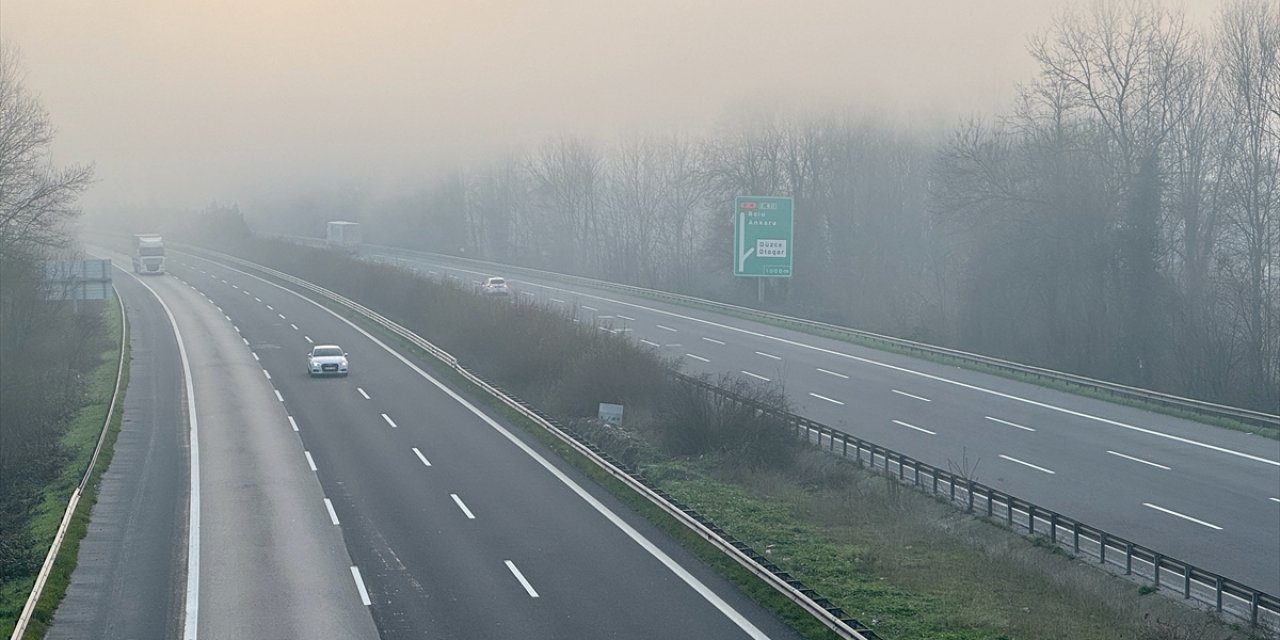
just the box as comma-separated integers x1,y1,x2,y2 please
186,235,1254,639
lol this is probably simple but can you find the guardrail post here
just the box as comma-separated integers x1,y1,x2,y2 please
1072,522,1079,554
914,460,921,487
1215,576,1224,612
841,435,848,458
1050,513,1057,545
966,480,974,512
1183,566,1192,599
985,489,993,518
1153,553,1161,587
1006,499,1013,526
1100,532,1108,565
1251,590,1259,627
1125,542,1133,575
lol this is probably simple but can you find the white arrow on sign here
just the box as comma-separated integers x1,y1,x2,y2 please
737,211,755,273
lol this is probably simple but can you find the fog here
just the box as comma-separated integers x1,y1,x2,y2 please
2,0,1217,212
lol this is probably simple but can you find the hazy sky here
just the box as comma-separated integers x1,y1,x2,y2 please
4,0,1221,212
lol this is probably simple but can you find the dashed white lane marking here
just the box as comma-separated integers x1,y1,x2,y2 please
242,290,250,296
741,371,771,382
202,253,772,639
893,419,937,435
702,337,726,345
412,447,432,467
809,392,845,405
278,313,287,320
755,351,782,360
1107,450,1171,470
252,352,259,361
640,339,660,347
382,413,398,428
291,323,299,331
505,561,539,598
986,416,1036,432
450,494,476,519
357,387,370,400
304,451,317,471
350,566,372,606
224,315,231,322
597,315,614,319
233,326,240,334
262,369,271,380
685,353,710,363
999,454,1055,474
817,368,849,379
266,305,274,310
1143,503,1222,530
304,336,313,343
1269,497,1280,504
254,297,262,302
617,314,635,321
664,343,682,348
892,389,931,402
581,305,598,311
656,324,678,332
242,337,250,346
274,390,284,402
287,416,299,432
550,298,565,304
323,498,340,525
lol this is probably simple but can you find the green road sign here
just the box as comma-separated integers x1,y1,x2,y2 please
733,196,793,277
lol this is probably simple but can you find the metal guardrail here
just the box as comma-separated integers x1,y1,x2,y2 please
672,372,1280,631
177,245,879,640
337,239,1279,431
11,284,128,640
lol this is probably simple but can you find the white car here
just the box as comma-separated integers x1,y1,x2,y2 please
480,276,510,296
307,345,349,377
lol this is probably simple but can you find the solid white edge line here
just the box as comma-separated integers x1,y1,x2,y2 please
350,566,372,606
1143,503,1222,530
741,371,771,382
381,413,397,428
891,389,931,402
274,390,284,402
323,498,340,525
808,392,845,406
504,560,539,598
1106,450,1171,470
196,256,772,640
357,387,370,400
287,416,299,432
755,351,781,360
985,416,1036,432
412,447,432,467
685,353,710,363
486,271,1276,467
304,451,317,471
892,419,936,435
123,272,202,640
816,368,849,379
998,454,1056,474
450,494,476,519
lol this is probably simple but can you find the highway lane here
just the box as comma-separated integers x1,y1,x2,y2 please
363,248,1280,594
94,248,382,640
48,263,185,640
167,254,806,640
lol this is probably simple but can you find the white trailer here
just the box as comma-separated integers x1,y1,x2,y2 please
132,234,166,274
326,221,362,250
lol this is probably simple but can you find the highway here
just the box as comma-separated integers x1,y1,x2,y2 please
357,246,1280,594
82,247,805,639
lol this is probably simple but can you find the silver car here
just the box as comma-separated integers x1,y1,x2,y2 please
480,276,510,296
307,345,349,377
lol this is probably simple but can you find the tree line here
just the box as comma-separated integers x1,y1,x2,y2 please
264,1,1277,412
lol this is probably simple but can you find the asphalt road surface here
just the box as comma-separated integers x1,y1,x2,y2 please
359,245,1280,595
121,249,808,639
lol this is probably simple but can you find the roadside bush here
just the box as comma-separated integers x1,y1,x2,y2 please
650,373,798,470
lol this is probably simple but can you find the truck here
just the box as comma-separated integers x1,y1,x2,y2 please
132,234,166,274
326,221,361,252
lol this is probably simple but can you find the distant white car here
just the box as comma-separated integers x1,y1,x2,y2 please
307,345,349,377
480,276,510,296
